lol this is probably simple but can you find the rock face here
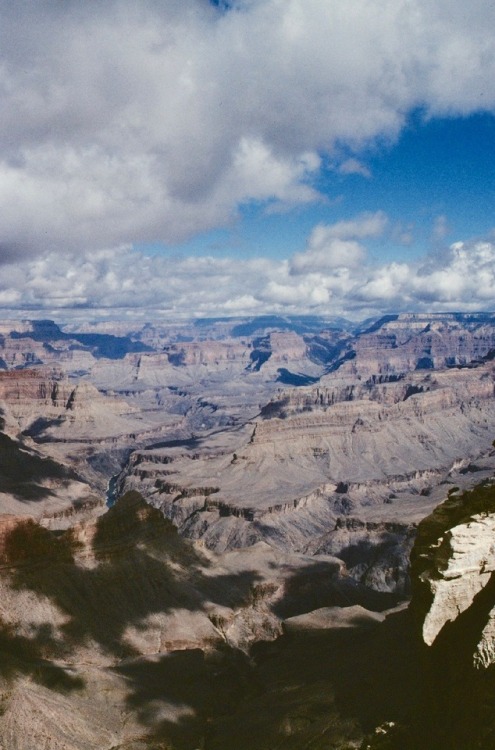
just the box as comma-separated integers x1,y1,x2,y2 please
3,313,495,747
118,362,495,596
0,369,141,438
408,481,495,748
412,481,495,663
336,312,495,378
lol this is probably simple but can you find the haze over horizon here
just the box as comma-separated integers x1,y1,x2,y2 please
2,0,495,321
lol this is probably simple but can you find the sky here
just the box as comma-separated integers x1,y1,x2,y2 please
1,0,495,321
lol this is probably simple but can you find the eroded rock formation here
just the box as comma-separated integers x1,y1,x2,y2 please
117,362,495,599
2,313,495,747
0,491,399,749
406,481,495,749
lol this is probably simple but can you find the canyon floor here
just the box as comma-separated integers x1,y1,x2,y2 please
1,312,495,748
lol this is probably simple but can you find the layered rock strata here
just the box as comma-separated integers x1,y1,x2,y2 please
117,364,495,597
333,312,495,379
0,491,397,749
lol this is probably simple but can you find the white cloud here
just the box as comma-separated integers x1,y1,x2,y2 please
290,211,387,274
261,276,331,307
356,262,412,303
338,158,371,178
313,212,389,241
291,238,367,275
0,2,495,261
2,231,495,321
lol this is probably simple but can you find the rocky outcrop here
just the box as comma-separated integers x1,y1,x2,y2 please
164,339,251,367
0,369,72,409
412,481,495,662
0,369,139,435
407,480,495,748
282,604,386,634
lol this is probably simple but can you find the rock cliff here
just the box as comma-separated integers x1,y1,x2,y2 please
118,363,495,597
332,312,495,379
406,480,495,749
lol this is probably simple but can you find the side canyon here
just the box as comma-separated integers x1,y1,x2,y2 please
0,312,495,748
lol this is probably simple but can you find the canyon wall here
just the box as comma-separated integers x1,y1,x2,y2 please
407,480,495,749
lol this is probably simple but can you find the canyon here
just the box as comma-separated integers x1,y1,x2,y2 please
0,312,495,748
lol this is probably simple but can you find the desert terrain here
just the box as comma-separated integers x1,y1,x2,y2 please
0,312,495,748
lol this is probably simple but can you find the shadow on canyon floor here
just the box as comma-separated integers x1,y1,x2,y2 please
0,492,262,743
1,494,263,659
205,607,422,750
117,646,252,750
0,492,426,748
271,559,399,621
0,431,77,501
0,617,85,694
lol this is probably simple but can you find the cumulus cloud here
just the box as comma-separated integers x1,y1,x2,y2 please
291,238,367,275
2,232,495,321
354,241,495,311
1,1,495,261
290,211,387,274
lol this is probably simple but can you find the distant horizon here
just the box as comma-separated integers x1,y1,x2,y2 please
1,309,495,331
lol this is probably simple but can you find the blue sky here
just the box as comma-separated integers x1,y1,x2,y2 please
1,1,495,319
153,112,495,266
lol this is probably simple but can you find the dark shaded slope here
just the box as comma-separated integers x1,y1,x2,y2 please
10,319,152,359
0,430,77,501
208,607,421,750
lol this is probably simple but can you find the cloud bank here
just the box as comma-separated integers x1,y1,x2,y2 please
2,229,494,321
1,0,495,262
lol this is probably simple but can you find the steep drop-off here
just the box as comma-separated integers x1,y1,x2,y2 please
117,364,495,598
405,480,495,749
0,490,404,749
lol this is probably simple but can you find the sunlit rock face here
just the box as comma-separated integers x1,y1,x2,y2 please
416,511,495,656
408,482,495,749
118,361,495,598
0,369,138,429
412,483,495,661
332,312,495,379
